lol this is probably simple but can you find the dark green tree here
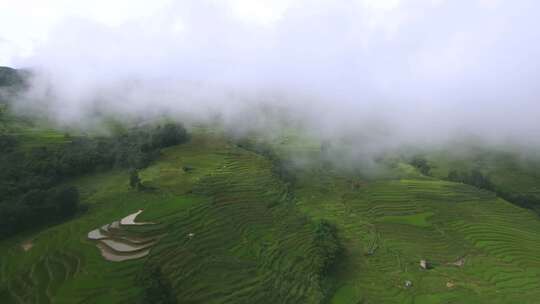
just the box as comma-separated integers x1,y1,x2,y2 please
151,123,188,148
130,169,142,190
51,186,79,217
410,156,431,175
138,266,177,304
313,220,342,276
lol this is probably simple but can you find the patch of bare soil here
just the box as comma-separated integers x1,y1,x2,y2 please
21,240,33,252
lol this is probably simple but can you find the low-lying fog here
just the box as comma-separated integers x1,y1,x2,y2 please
2,0,540,159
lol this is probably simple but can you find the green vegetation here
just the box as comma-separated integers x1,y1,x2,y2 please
137,266,177,304
129,169,142,190
269,132,540,303
427,148,540,214
410,156,431,176
377,212,434,227
0,113,188,239
0,185,79,238
1,113,540,303
313,220,343,276
0,126,342,303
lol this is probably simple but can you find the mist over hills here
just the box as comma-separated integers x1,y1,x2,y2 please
3,0,540,152
2,2,540,303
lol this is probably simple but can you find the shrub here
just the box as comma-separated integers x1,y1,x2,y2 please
410,156,431,176
137,266,177,304
313,220,342,276
151,123,188,148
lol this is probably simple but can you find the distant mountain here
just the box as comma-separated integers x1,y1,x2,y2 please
0,66,30,105
0,66,25,88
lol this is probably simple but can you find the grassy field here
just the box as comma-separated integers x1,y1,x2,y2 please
2,126,540,303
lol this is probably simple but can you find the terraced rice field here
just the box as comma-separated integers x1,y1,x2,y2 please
294,169,540,303
87,210,160,262
143,151,335,303
427,147,540,202
0,131,335,303
2,129,540,303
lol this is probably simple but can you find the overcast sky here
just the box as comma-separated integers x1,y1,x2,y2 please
1,0,539,149
0,0,289,64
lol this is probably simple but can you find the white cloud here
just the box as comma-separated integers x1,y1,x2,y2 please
0,0,171,65
0,0,412,65
4,0,540,149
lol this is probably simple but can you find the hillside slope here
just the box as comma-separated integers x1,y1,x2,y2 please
0,129,339,303
1,126,540,303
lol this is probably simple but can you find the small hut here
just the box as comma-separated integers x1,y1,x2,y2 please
451,258,465,267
